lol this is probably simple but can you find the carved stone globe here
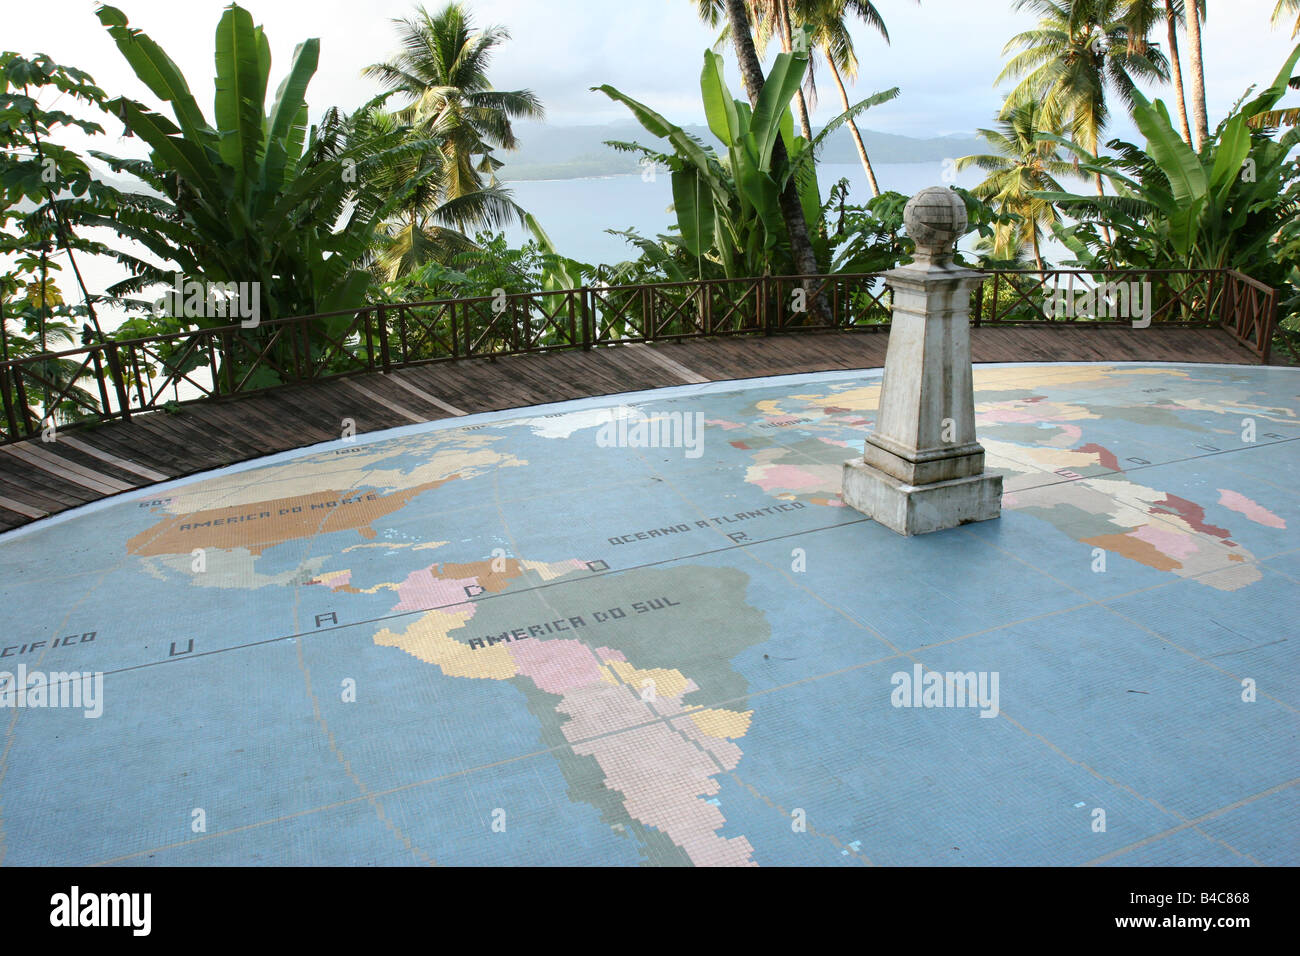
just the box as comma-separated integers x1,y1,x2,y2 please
903,186,967,263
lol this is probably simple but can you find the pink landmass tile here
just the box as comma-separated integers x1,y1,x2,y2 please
510,639,606,693
751,465,823,492
1132,523,1200,560
393,568,479,613
1217,489,1286,529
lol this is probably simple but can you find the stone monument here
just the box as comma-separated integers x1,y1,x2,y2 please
840,186,1002,535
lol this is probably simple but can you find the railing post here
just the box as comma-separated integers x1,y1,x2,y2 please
1204,270,1217,327
1227,273,1237,335
568,290,577,348
1,364,19,439
378,305,392,372
105,342,130,422
90,347,112,418
208,334,222,398
1263,288,1278,364
12,366,33,434
581,287,592,349
124,344,144,408
363,308,376,372
762,276,772,336
300,320,313,381
972,279,983,327
220,331,236,394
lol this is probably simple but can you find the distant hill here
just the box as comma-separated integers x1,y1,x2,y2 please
496,122,984,181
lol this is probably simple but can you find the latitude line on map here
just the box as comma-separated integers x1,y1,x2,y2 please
16,526,1294,700
56,517,869,681
996,434,1299,496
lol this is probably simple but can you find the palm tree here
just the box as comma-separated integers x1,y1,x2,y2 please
364,2,544,199
1161,0,1193,144
998,0,1170,241
1273,0,1300,38
799,0,915,198
334,107,524,282
972,229,1034,269
956,100,1074,272
1183,0,1208,149
1115,2,1189,144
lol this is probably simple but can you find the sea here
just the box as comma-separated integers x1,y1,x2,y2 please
501,161,996,266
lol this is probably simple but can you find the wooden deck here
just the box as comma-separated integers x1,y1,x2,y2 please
0,324,1266,534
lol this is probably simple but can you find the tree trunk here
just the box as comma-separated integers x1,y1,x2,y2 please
828,59,881,197
794,89,814,142
29,116,105,341
723,0,825,320
1095,170,1113,250
775,0,816,142
1185,0,1209,150
1032,221,1044,275
1164,0,1193,144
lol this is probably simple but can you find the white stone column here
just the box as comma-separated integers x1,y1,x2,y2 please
841,186,1002,535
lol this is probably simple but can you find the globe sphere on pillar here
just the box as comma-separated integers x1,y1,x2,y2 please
903,186,967,264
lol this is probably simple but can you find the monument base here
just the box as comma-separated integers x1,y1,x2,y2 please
841,458,1003,536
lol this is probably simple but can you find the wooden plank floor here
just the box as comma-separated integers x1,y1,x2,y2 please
0,325,1266,534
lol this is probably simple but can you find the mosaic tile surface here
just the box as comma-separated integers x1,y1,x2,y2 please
0,362,1296,866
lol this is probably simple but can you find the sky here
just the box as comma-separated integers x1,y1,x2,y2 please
7,0,1300,155
7,0,1300,300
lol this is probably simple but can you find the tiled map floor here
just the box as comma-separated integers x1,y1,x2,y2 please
0,362,1295,866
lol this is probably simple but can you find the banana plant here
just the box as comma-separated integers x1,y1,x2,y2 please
75,3,445,387
593,43,898,282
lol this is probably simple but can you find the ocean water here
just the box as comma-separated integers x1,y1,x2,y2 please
502,161,992,267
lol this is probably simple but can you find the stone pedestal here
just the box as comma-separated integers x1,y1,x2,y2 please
840,186,1002,535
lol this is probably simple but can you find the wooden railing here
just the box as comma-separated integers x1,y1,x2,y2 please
0,268,1278,445
1219,270,1279,363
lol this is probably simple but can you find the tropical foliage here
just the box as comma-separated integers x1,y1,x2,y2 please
0,52,117,425
364,3,543,197
957,99,1074,270
85,5,432,324
1035,45,1300,281
4,0,1300,428
595,43,898,281
362,3,542,279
